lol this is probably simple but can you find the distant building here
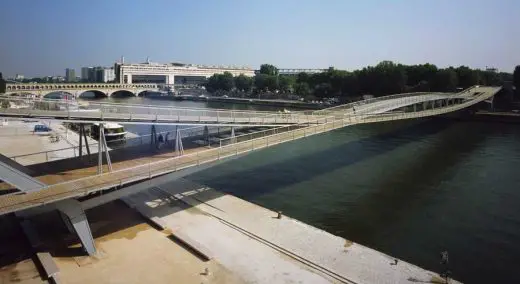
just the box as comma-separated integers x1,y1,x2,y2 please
81,67,92,81
80,66,116,82
15,74,24,81
65,68,76,82
269,68,328,76
99,68,115,82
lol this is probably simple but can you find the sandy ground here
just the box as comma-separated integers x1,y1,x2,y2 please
0,201,244,284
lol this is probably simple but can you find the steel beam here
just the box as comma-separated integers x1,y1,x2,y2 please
0,159,45,193
55,199,96,256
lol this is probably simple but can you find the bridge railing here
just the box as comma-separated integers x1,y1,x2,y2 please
312,92,450,115
7,124,246,164
0,96,316,124
0,87,500,213
314,85,483,116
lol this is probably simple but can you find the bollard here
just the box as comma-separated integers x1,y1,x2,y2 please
277,211,283,219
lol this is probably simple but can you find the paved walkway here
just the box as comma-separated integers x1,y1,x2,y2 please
123,178,460,284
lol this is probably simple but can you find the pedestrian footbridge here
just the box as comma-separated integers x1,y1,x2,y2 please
0,85,500,255
0,85,500,212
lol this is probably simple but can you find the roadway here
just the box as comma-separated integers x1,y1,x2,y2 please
0,86,501,215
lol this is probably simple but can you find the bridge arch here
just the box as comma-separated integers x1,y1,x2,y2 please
44,91,75,99
137,90,151,97
79,90,108,99
109,90,135,98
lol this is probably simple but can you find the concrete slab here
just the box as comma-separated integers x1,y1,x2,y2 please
125,178,461,284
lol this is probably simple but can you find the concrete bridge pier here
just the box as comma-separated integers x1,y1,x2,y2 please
174,128,184,156
166,74,175,85
78,124,91,160
56,199,97,256
97,123,112,174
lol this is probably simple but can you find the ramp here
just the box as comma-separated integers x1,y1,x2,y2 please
0,154,45,193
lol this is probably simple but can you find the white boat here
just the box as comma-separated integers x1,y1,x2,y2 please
91,122,126,142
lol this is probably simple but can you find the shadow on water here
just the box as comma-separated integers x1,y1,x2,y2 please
317,119,492,242
188,119,453,198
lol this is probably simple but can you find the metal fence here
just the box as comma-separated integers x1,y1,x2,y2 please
8,124,242,163
0,96,312,125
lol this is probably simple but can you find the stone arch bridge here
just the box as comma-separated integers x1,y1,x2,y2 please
3,83,159,98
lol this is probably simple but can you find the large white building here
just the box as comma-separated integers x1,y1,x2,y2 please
114,59,255,84
80,66,116,82
101,68,115,83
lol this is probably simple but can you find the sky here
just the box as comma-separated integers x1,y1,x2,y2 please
1,0,519,77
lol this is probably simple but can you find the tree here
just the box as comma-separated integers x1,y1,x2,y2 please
432,69,458,92
205,74,220,93
235,74,253,92
220,72,235,91
259,64,279,76
297,72,310,84
278,75,295,93
264,75,279,91
514,66,520,95
205,72,235,92
455,66,480,88
254,74,269,91
294,82,310,97
0,72,5,94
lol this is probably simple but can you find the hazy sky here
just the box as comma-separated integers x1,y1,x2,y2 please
1,0,519,77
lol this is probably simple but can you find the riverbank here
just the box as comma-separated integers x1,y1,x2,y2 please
0,178,459,283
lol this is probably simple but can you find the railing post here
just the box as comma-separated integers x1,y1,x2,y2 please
46,152,48,162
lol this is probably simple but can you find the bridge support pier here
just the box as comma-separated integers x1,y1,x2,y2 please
175,128,184,156
151,125,157,148
231,127,236,143
97,123,112,174
56,199,96,256
203,126,209,146
78,124,91,159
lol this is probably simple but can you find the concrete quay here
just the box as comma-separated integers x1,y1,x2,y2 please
0,177,460,284
0,119,140,166
120,178,459,284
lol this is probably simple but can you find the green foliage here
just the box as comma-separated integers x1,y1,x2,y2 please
254,74,269,91
259,64,279,76
514,66,520,94
294,82,310,97
204,62,512,101
264,75,279,91
234,74,253,92
206,72,235,92
278,75,295,93
432,69,458,92
0,72,5,94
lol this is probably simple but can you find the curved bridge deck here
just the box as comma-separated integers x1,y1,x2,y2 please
0,86,501,215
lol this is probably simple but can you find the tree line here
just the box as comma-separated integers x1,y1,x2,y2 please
205,62,516,101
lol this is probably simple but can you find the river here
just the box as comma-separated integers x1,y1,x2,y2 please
88,96,520,283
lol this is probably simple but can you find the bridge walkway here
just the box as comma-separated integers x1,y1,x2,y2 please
0,133,225,194
0,86,501,216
